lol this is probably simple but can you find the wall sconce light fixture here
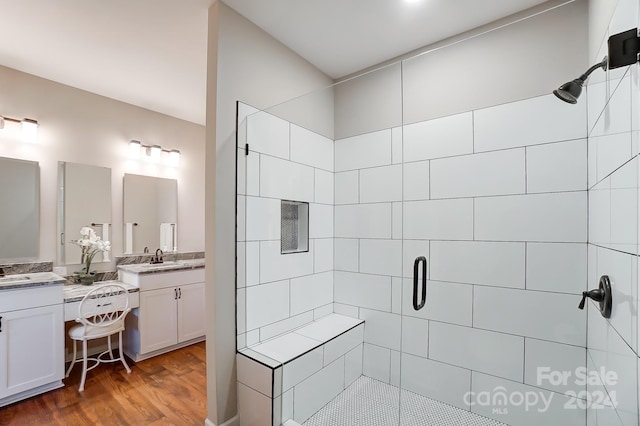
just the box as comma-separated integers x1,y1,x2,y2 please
129,140,181,167
0,115,39,143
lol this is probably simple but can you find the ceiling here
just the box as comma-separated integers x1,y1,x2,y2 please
0,0,554,126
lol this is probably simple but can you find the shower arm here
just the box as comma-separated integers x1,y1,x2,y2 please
577,57,607,83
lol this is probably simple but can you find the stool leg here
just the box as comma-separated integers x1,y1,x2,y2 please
107,334,114,360
79,339,88,392
65,340,77,378
118,331,131,374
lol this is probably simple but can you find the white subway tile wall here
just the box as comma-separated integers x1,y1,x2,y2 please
474,192,587,242
471,372,586,426
429,148,525,198
259,154,315,202
473,94,587,152
246,111,290,159
333,92,591,425
523,338,586,395
240,108,335,349
359,164,403,203
290,124,334,172
335,203,392,238
526,139,587,193
402,112,473,161
401,353,472,410
585,4,640,423
428,322,525,381
314,169,334,205
335,129,392,172
238,43,640,423
402,160,430,201
403,198,474,240
430,241,525,288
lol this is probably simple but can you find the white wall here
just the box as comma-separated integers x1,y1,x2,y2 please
0,65,205,268
334,0,588,139
334,93,589,425
586,0,640,425
206,1,333,424
589,0,618,62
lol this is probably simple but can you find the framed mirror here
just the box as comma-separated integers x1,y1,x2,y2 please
0,157,39,261
58,162,112,265
123,174,177,254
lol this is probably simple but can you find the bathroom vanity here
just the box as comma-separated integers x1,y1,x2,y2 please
118,260,206,361
0,272,65,407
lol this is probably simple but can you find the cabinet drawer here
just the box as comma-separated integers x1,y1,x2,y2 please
64,291,140,322
0,286,63,312
124,268,205,291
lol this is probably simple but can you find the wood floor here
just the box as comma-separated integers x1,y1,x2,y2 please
0,342,207,426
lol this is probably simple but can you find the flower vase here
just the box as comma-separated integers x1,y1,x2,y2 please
79,273,96,286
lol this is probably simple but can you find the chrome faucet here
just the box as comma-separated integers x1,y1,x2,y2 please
150,248,164,264
144,246,149,254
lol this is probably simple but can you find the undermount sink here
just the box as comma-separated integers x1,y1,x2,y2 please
0,276,30,283
140,261,185,269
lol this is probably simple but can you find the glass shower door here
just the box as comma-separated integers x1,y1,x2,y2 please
397,44,594,425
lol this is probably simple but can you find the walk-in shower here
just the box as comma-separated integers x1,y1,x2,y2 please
234,3,640,425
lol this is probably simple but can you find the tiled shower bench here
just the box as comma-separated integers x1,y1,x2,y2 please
237,314,365,426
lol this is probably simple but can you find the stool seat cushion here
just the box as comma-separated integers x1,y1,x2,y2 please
69,321,124,340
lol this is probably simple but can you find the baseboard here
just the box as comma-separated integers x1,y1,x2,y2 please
125,336,205,362
0,381,64,408
204,414,239,426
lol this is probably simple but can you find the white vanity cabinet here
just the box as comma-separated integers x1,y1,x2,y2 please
119,265,205,361
0,284,64,406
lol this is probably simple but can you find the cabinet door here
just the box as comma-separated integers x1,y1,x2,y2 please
139,288,178,354
0,304,64,398
177,282,206,343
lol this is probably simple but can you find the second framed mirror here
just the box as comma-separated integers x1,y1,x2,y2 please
58,162,112,265
123,174,177,255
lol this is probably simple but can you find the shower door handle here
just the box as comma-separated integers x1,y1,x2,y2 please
413,256,427,311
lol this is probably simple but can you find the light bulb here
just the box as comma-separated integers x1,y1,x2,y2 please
21,118,38,143
149,145,162,161
168,150,181,167
129,140,141,158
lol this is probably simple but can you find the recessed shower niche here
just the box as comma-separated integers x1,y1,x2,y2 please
280,200,308,254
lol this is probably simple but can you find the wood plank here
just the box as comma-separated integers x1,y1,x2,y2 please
0,342,207,425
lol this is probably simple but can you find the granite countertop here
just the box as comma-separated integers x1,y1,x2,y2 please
63,280,140,303
0,272,65,291
117,258,205,275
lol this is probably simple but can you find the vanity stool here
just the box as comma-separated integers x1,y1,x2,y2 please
65,283,132,391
